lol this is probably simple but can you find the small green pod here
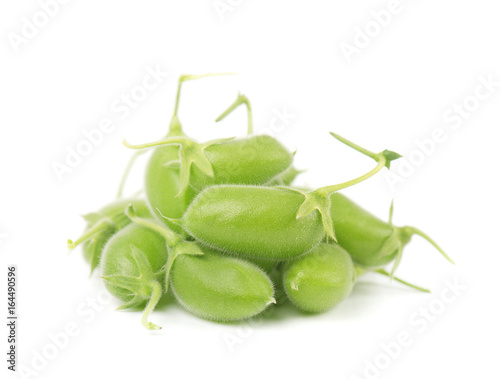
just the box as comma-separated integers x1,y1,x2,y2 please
188,135,293,190
330,193,453,273
145,144,197,236
282,243,356,313
181,186,324,260
170,249,275,321
69,198,152,273
101,223,169,330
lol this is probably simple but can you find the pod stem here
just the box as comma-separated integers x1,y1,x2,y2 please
297,132,402,241
116,150,147,198
119,74,224,196
124,136,234,195
162,241,204,292
404,226,455,264
388,199,395,225
375,269,431,293
125,205,204,293
141,281,163,330
103,245,165,330
170,73,236,136
317,132,401,196
216,93,253,135
125,205,181,247
317,158,387,196
67,219,112,249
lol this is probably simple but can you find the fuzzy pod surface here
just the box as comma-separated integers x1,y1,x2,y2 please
188,135,293,190
180,186,325,260
145,144,197,236
329,193,452,272
170,248,275,321
101,223,168,302
283,243,356,313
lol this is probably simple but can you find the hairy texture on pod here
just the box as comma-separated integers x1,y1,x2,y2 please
330,193,397,267
329,193,452,274
170,248,275,321
266,166,302,187
181,186,325,260
189,135,293,190
283,243,355,313
145,145,196,235
101,224,168,302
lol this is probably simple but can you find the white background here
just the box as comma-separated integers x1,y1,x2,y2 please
1,1,499,378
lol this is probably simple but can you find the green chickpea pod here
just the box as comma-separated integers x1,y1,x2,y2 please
282,243,356,313
127,82,295,200
171,249,276,321
168,133,402,260
283,243,430,313
329,194,454,275
125,206,276,323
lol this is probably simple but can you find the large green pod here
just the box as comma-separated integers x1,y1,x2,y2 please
170,249,275,321
282,243,356,313
181,186,325,260
330,193,453,272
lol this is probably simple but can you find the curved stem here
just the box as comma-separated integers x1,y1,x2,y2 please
123,136,187,150
389,244,404,278
174,73,235,117
170,73,236,136
315,131,400,197
388,200,395,225
297,132,401,241
316,157,387,196
329,132,378,160
141,281,163,330
375,269,430,293
117,151,147,198
68,219,111,249
216,93,253,135
406,226,455,264
125,205,181,247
